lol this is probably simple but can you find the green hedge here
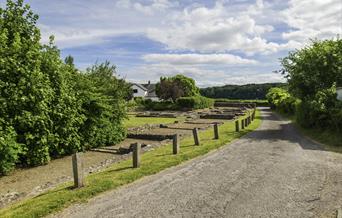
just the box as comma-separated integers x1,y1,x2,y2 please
176,96,214,109
214,98,269,107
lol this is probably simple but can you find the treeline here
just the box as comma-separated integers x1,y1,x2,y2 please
200,83,285,99
0,1,131,174
267,38,342,135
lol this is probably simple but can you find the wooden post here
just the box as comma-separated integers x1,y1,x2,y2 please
193,128,200,145
241,119,245,129
235,120,239,132
173,134,179,154
72,152,84,188
132,143,141,168
214,123,219,139
245,118,248,127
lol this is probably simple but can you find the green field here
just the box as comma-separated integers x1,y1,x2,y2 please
0,110,261,218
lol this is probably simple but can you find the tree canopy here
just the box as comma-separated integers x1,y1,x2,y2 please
0,0,130,174
200,83,285,100
156,74,200,101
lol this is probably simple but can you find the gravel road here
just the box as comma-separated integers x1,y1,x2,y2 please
54,108,342,218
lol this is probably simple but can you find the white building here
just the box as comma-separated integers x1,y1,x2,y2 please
337,87,342,101
131,81,159,101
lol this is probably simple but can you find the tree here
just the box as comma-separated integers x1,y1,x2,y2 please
279,38,342,131
156,74,200,101
0,0,54,166
281,39,342,100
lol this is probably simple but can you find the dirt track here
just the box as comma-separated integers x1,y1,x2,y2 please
54,108,342,218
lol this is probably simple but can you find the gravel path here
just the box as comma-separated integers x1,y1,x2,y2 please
54,108,342,218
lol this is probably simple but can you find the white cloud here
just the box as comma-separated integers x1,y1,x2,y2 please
123,63,285,87
282,0,342,43
146,2,280,55
143,53,258,65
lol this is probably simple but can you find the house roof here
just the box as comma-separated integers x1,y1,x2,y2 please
131,83,148,91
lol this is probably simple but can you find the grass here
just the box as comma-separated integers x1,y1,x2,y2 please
0,110,261,218
295,124,342,152
124,115,183,128
275,110,342,152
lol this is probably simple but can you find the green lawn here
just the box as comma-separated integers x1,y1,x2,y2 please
0,110,261,218
124,115,183,128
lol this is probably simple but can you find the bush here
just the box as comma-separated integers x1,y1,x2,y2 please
266,88,297,114
0,1,130,172
176,96,214,109
296,85,342,131
142,100,177,111
0,122,22,175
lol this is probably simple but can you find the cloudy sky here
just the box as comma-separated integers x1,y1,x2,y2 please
1,0,341,86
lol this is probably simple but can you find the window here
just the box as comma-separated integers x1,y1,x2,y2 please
133,89,138,93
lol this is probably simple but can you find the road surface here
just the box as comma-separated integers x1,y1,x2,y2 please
54,108,342,218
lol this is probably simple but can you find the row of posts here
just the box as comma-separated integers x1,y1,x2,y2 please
72,109,256,188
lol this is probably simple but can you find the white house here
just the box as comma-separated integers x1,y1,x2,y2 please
131,83,148,98
337,87,342,101
131,81,159,101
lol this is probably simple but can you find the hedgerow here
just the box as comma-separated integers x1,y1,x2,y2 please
0,0,130,174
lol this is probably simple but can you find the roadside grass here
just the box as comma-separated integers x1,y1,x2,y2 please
0,110,261,218
295,125,342,152
124,115,183,128
275,111,342,152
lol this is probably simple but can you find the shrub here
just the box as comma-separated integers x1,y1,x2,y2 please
266,88,297,114
176,96,214,109
0,122,22,175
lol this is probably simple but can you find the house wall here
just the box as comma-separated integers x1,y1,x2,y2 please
337,88,342,101
132,84,147,98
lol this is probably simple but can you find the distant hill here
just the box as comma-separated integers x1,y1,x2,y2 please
200,83,286,100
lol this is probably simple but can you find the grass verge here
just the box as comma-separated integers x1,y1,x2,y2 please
275,110,342,152
0,110,261,218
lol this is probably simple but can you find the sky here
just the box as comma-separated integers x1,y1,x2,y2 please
1,0,341,87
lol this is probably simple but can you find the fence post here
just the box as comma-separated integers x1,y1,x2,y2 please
132,143,141,168
193,128,200,145
214,123,219,139
235,120,239,132
72,152,84,188
173,134,179,154
241,119,245,129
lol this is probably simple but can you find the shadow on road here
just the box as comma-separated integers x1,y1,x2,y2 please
244,108,326,152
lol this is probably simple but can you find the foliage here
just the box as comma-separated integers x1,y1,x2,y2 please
213,99,269,107
266,88,298,114
156,74,200,101
271,38,342,134
281,39,342,100
77,62,128,149
0,120,22,175
176,96,214,109
0,0,54,166
0,0,130,172
142,99,178,111
200,83,285,100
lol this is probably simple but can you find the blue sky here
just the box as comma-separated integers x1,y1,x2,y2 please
1,0,341,86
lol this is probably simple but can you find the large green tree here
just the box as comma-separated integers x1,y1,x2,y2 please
281,39,342,100
0,0,131,174
0,0,54,166
156,74,200,101
279,38,342,131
